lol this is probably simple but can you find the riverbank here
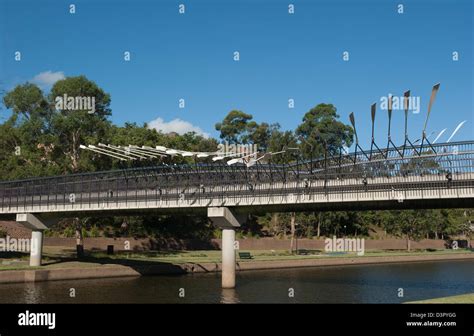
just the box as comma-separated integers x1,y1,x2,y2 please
0,249,473,284
407,293,474,303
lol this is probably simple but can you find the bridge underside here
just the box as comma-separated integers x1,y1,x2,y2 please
0,193,472,221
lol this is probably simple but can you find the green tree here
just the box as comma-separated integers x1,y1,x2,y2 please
215,110,253,143
3,83,50,121
385,210,429,251
1,83,58,179
49,76,112,172
296,103,354,158
267,129,298,163
245,121,280,151
215,110,278,150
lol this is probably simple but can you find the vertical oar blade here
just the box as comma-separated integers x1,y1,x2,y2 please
371,103,376,140
403,90,411,138
349,112,359,144
387,95,393,138
349,112,355,127
423,83,441,134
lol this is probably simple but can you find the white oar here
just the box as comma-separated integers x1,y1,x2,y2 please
447,120,467,142
432,128,447,144
227,152,258,165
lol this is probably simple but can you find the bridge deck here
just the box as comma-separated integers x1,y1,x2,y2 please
0,141,473,217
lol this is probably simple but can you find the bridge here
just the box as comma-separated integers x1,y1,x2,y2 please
1,83,472,288
0,141,473,217
1,140,473,288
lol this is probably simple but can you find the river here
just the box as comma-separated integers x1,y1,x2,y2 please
0,260,472,303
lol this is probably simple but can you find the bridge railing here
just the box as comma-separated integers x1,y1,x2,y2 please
0,141,473,211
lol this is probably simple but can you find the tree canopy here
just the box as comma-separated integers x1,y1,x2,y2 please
1,76,471,245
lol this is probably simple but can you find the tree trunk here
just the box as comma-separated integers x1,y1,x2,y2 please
71,132,79,172
317,213,321,238
271,213,279,236
289,212,296,254
406,234,411,252
75,218,84,258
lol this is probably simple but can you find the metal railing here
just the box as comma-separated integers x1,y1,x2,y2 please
0,141,473,212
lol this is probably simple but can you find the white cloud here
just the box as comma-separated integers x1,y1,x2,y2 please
148,117,210,138
31,71,65,87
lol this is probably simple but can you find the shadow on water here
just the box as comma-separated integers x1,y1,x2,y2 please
41,251,189,276
0,259,473,303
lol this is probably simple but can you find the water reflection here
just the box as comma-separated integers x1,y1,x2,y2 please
23,282,42,304
0,260,473,303
220,288,240,304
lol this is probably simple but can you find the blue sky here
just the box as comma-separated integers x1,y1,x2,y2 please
0,0,472,149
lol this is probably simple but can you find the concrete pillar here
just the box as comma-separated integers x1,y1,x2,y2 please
222,228,236,289
16,213,53,267
208,207,241,289
30,230,44,267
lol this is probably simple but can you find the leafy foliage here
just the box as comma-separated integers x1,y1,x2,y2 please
1,77,472,244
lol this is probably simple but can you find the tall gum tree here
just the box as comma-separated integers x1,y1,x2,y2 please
296,103,354,158
49,76,112,173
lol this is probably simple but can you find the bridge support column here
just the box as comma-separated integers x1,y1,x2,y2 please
30,230,44,267
208,207,241,289
16,213,50,267
222,229,236,289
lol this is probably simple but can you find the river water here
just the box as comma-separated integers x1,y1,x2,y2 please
0,260,473,303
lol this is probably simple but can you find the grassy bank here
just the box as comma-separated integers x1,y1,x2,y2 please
0,247,472,271
87,248,473,264
407,293,474,303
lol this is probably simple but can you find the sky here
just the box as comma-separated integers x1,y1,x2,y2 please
0,0,472,150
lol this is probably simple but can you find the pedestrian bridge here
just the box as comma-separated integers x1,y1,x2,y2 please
0,141,472,219
1,140,473,288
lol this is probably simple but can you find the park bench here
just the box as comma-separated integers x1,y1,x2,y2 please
238,252,254,259
297,249,311,255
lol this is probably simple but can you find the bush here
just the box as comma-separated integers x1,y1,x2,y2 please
62,226,75,238
213,229,222,239
89,225,101,237
0,229,7,238
236,231,245,239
